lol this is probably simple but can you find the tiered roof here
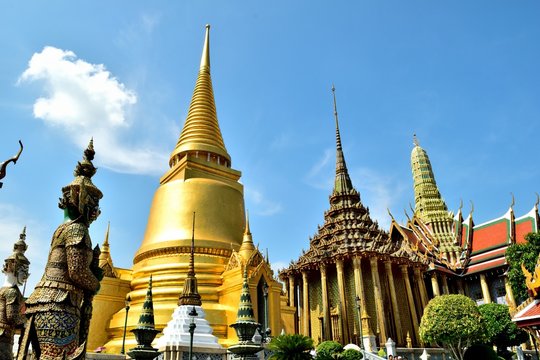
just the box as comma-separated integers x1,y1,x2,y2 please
391,139,540,276
282,88,423,275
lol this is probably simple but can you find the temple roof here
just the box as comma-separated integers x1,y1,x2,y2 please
169,25,231,168
281,89,422,275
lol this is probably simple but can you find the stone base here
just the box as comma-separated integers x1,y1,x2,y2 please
363,334,377,353
161,345,226,360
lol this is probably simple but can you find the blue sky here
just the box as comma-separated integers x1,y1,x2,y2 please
1,2,539,291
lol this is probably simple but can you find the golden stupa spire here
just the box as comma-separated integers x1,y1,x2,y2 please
331,85,353,195
169,24,231,169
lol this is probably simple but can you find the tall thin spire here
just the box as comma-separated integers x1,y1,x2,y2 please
411,135,448,222
169,24,231,169
331,85,354,195
411,136,459,253
178,212,202,306
239,210,256,260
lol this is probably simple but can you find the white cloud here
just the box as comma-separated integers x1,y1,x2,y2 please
19,46,168,175
305,148,333,189
270,260,288,275
0,203,48,294
245,188,283,216
350,168,407,229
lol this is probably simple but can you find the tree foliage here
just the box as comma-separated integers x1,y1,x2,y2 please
419,294,486,360
341,349,363,360
506,232,540,302
463,344,499,360
268,334,314,360
478,303,528,359
315,341,343,360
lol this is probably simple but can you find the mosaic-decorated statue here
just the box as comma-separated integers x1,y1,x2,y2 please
18,140,103,360
0,227,30,359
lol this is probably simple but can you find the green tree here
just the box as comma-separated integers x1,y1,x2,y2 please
315,341,343,360
419,294,486,360
463,344,499,360
478,303,528,359
506,232,540,302
268,334,314,360
341,349,363,360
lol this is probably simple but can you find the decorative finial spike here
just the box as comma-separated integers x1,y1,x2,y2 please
245,210,251,235
535,192,539,208
200,24,211,71
413,133,419,147
103,221,110,246
510,192,515,209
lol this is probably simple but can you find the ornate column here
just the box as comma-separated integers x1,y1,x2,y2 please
441,274,450,294
353,257,366,330
480,273,492,304
288,275,296,307
504,276,517,309
401,265,419,343
336,259,350,344
431,273,441,297
302,270,310,336
320,264,331,340
370,257,387,343
385,261,404,344
413,267,429,308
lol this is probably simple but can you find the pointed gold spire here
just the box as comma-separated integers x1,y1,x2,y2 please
239,211,256,261
200,24,211,72
169,24,231,169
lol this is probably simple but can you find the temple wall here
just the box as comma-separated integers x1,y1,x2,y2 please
88,270,132,352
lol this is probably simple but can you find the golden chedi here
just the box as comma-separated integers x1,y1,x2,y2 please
103,25,257,351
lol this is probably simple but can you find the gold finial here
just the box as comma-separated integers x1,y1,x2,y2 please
458,199,463,212
387,208,395,221
103,221,110,247
245,210,251,235
413,133,419,146
200,24,211,71
470,200,475,216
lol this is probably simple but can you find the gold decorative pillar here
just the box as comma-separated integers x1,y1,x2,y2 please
370,257,387,343
504,276,517,309
441,274,449,294
385,261,403,344
480,273,492,304
320,264,331,340
336,259,350,344
353,257,367,334
302,270,310,336
431,273,441,297
401,265,419,343
288,275,296,307
413,267,429,308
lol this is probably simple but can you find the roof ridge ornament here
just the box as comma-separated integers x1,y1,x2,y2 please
413,133,420,147
0,140,23,189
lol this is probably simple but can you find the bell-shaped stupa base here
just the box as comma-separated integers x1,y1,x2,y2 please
156,305,222,350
